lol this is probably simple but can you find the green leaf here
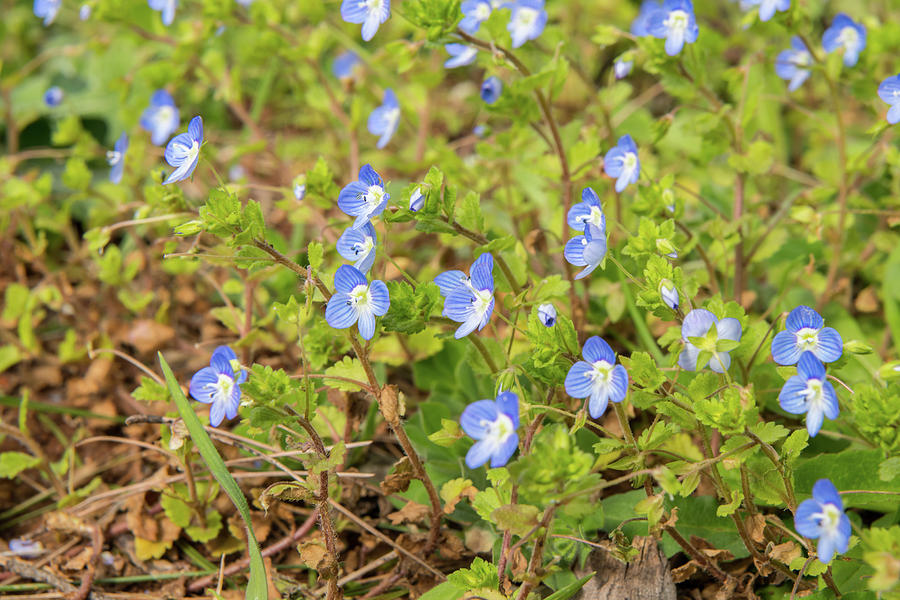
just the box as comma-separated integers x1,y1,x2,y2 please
0,451,41,478
323,356,368,392
544,572,595,600
621,351,665,390
428,418,463,447
491,503,540,536
307,241,324,271
446,556,499,590
158,353,268,600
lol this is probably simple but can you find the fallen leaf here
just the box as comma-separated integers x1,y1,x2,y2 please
387,501,430,525
380,456,414,495
127,320,175,354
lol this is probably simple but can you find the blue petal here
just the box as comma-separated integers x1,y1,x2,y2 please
564,236,587,267
454,312,483,339
609,364,629,403
188,116,203,143
815,327,843,363
470,253,494,291
785,305,823,332
822,382,839,420
357,309,376,340
209,398,226,426
460,399,499,439
817,534,836,564
443,288,476,322
582,336,615,363
189,367,220,403
581,236,607,268
325,293,359,329
337,181,370,217
465,439,494,468
496,391,519,429
588,387,611,419
813,478,843,509
708,351,731,373
797,351,825,379
771,330,801,365
604,147,625,178
434,270,467,297
359,164,383,187
778,376,810,415
333,264,368,293
369,279,390,316
678,343,702,371
211,346,238,369
716,317,742,342
164,133,195,167
806,405,825,437
565,361,595,399
491,433,519,467
567,202,592,230
340,0,367,23
794,498,823,538
681,309,716,339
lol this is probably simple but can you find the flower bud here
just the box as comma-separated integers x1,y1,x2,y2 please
659,279,679,310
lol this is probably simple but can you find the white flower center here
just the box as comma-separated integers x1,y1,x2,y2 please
469,285,493,317
480,413,514,444
349,283,371,309
796,327,819,351
666,10,689,34
354,235,375,257
205,373,234,404
798,377,824,406
363,0,383,11
588,360,613,384
475,3,490,20
813,503,843,535
515,7,538,28
154,105,175,129
585,205,604,228
365,185,385,206
622,152,638,175
106,150,122,166
838,26,858,50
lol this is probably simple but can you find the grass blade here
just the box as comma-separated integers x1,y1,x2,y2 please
158,352,269,599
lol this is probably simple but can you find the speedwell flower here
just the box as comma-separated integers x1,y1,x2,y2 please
659,279,679,310
822,13,866,68
564,224,607,280
744,0,788,22
647,0,699,56
367,89,400,149
80,4,91,19
409,187,424,212
771,305,843,365
460,0,492,34
444,44,478,69
189,346,247,427
795,479,851,564
44,86,63,107
567,187,606,232
9,539,43,558
631,0,661,36
107,133,128,185
480,76,503,104
148,0,177,26
34,0,61,25
614,58,634,79
506,0,547,48
565,336,629,418
460,391,519,468
337,222,377,274
878,74,900,124
775,37,812,92
434,253,495,339
779,351,839,438
140,90,180,146
293,177,306,201
325,265,390,340
340,0,390,41
604,134,640,192
338,164,390,229
332,51,360,79
538,303,557,327
163,116,203,185
678,309,742,373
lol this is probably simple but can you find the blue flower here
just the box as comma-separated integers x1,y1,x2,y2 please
444,43,478,68
367,88,400,149
506,0,547,48
614,58,634,79
163,116,203,185
9,538,43,558
332,51,360,79
340,0,390,41
878,74,900,124
460,0,493,34
565,336,629,418
631,0,661,36
647,0,699,56
337,222,377,274
744,0,789,22
189,346,248,427
473,124,487,138
34,0,61,25
567,187,607,232
409,187,424,211
148,0,177,26
140,90,180,147
604,134,640,192
678,309,742,373
338,164,390,230
564,224,607,280
236,0,253,5
771,305,843,365
107,133,129,184
779,352,839,438
538,303,557,327
480,76,503,104
80,4,91,19
775,37,812,92
294,181,306,201
435,253,495,339
325,265,390,340
460,391,519,468
795,479,851,564
822,13,865,68
44,86,64,107
659,279,679,310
